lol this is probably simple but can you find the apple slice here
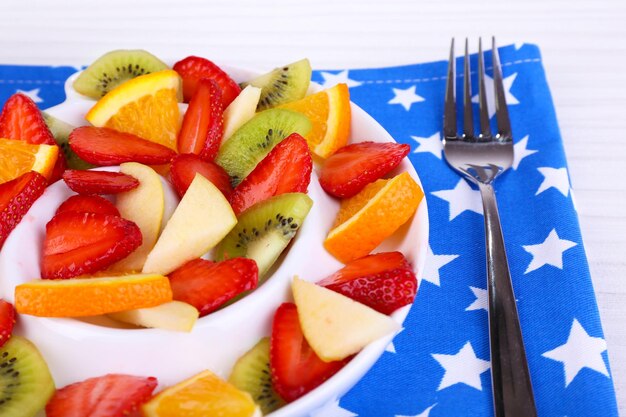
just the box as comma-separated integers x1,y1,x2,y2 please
291,276,400,362
222,85,262,141
143,173,237,275
108,300,199,332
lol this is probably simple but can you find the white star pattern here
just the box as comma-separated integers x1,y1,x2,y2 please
471,72,519,119
319,70,362,88
432,179,483,221
410,133,442,159
396,403,437,417
432,342,491,391
523,229,577,274
512,135,537,170
421,245,459,286
536,167,570,197
466,286,488,312
16,88,43,103
388,85,425,111
310,398,357,417
543,319,609,387
386,327,404,353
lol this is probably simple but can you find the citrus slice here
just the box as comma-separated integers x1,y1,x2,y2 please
85,70,182,150
142,370,260,417
324,171,423,263
15,274,172,317
0,138,58,183
279,83,350,158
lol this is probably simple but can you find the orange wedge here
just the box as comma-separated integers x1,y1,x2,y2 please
0,138,58,183
324,172,423,263
279,83,350,158
15,274,172,317
86,70,182,150
142,370,259,417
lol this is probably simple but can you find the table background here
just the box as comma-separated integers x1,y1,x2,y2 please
1,0,624,414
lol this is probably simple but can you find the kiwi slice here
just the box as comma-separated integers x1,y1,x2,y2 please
0,336,55,417
215,108,311,186
229,337,285,414
73,50,168,99
42,112,94,170
242,59,312,111
215,193,313,280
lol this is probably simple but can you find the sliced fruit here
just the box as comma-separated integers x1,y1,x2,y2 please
143,174,236,275
41,211,142,279
168,258,258,316
0,336,55,417
69,126,176,166
173,55,241,106
15,273,172,317
62,169,139,195
318,252,417,314
324,172,423,263
319,141,410,198
270,303,347,402
43,112,94,170
242,59,312,111
86,70,182,150
215,193,313,280
292,277,399,361
0,300,16,348
229,337,285,414
215,108,311,186
0,171,47,249
108,301,199,332
223,85,262,141
0,137,59,183
279,83,351,159
169,153,233,198
229,133,312,215
56,194,120,216
73,49,169,99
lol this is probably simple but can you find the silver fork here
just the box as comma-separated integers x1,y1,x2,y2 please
442,38,537,417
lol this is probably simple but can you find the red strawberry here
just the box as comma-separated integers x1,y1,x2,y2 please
168,258,258,317
69,126,176,166
42,211,142,279
0,171,47,248
0,300,16,348
229,133,312,215
62,170,139,195
46,374,157,417
56,195,120,217
169,153,233,198
317,252,417,314
319,141,410,198
173,56,241,106
270,303,348,402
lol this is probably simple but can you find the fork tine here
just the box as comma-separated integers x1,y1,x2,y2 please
491,37,512,139
463,39,474,138
477,38,491,138
443,38,457,139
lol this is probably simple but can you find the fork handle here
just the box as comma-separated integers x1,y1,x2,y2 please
478,182,537,417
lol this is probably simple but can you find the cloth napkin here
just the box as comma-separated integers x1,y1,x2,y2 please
0,44,618,417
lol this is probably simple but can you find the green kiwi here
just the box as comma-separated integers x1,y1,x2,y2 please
215,193,313,280
215,108,311,186
42,113,94,170
0,336,55,417
241,58,312,110
229,337,285,414
73,50,169,99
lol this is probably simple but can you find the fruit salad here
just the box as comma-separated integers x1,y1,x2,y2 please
0,49,424,416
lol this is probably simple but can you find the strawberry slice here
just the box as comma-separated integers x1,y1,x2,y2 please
62,170,139,195
69,126,176,166
319,141,410,198
0,171,47,249
168,258,258,317
42,211,142,279
56,195,120,217
169,153,233,198
229,133,312,215
0,300,16,348
317,251,417,314
173,56,241,106
270,303,348,402
46,374,157,417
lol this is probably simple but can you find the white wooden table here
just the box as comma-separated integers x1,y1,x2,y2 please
1,0,625,413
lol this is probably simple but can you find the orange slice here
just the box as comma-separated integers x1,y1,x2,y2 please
15,274,172,317
324,172,423,263
142,370,259,417
0,138,58,183
279,83,350,158
86,70,182,150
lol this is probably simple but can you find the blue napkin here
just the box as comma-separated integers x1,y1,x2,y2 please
0,44,618,417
